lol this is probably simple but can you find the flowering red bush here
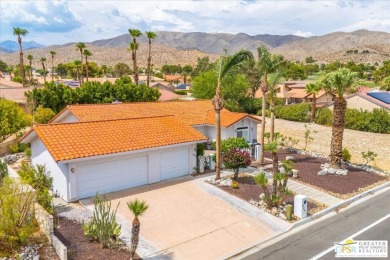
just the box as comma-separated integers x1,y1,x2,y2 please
223,148,251,180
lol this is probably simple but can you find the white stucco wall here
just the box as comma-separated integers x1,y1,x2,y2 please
328,96,388,112
229,118,258,143
31,138,70,201
52,111,78,123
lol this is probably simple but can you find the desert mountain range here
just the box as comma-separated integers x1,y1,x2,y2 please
1,30,389,68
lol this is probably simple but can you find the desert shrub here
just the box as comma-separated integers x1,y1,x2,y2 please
0,177,36,256
12,76,22,83
238,97,262,114
174,90,187,95
303,124,317,151
34,107,56,124
224,99,241,112
315,108,333,126
24,148,32,159
344,108,390,134
222,148,251,180
9,143,19,154
368,108,390,134
361,150,377,166
18,162,53,214
82,194,121,249
342,148,352,162
276,103,311,122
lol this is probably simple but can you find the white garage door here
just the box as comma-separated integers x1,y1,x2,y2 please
76,156,148,199
160,149,189,180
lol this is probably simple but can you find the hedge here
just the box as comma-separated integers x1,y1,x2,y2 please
271,103,390,134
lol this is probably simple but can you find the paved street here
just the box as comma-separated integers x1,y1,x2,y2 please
240,188,390,260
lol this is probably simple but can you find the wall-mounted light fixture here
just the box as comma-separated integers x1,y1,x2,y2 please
71,168,75,173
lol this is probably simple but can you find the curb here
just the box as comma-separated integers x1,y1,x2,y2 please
227,180,390,259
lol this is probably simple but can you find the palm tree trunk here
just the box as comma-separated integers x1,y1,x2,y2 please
51,57,54,82
270,99,275,141
85,58,89,82
18,38,25,87
271,151,279,202
29,60,32,83
260,89,266,164
213,81,223,180
42,63,46,84
77,68,81,86
311,95,316,123
130,217,140,260
330,97,347,167
147,39,151,87
80,51,84,83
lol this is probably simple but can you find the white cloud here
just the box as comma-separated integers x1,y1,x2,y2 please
294,31,315,37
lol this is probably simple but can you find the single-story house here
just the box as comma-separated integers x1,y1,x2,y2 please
176,84,191,91
327,91,390,112
21,100,260,202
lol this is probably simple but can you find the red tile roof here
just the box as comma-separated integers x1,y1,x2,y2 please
30,116,206,162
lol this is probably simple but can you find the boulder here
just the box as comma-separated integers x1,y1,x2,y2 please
327,168,337,174
286,156,295,161
271,207,278,215
259,193,265,200
279,213,287,220
279,167,286,174
219,179,232,186
320,163,330,169
317,169,328,175
336,169,348,176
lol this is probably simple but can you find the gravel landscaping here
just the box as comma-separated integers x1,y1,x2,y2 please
263,149,389,198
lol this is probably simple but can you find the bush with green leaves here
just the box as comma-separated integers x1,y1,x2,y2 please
196,143,205,157
303,124,317,151
219,137,250,154
0,99,31,142
34,107,56,124
275,103,311,122
0,159,8,182
361,150,377,166
222,148,251,180
18,162,53,214
83,194,121,249
342,148,352,162
315,108,333,126
0,177,36,256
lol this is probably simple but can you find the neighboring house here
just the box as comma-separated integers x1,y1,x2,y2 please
327,91,390,112
21,100,260,202
176,84,191,91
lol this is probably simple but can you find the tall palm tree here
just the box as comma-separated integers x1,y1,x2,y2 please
74,60,82,86
101,64,108,76
145,31,157,87
13,27,29,87
39,57,47,84
127,199,148,260
322,68,357,167
128,29,142,85
213,50,254,180
83,49,92,82
305,82,322,123
257,46,285,163
27,54,33,83
75,42,86,83
49,51,56,82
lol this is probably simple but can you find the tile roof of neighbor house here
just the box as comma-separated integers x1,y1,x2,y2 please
29,116,207,162
306,90,333,99
159,89,181,101
286,88,310,99
164,75,182,81
352,91,390,110
62,100,260,127
0,87,32,102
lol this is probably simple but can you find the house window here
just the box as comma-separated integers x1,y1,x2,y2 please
236,126,249,142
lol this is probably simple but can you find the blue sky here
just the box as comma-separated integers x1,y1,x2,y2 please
1,0,389,46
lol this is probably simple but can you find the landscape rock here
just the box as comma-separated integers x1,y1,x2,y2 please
292,169,299,178
271,207,278,215
336,169,348,176
317,169,328,175
219,179,232,187
259,193,265,200
327,168,337,174
286,156,295,161
279,213,287,220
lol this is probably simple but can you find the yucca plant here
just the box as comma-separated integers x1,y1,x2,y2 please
127,199,148,260
82,193,121,249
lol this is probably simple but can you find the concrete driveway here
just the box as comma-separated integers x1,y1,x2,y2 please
81,175,291,259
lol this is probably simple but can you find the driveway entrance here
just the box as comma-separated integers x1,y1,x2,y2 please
81,175,291,259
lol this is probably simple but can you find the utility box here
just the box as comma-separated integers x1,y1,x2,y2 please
294,194,308,219
254,144,261,160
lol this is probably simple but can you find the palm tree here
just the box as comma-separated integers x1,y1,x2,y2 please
39,57,47,84
101,64,108,76
27,54,33,83
257,46,285,163
213,50,254,180
75,42,86,83
83,49,92,82
127,199,148,260
380,76,390,91
74,60,82,86
322,68,357,167
305,82,322,123
13,27,29,87
49,51,56,82
145,31,157,87
128,29,142,85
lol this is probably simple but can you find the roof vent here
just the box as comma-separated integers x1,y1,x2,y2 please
112,99,123,104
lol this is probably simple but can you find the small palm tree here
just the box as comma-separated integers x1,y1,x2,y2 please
75,42,86,82
83,49,92,82
27,54,33,83
305,82,322,123
39,57,47,84
49,51,56,82
13,27,29,87
101,64,108,76
127,199,148,260
128,29,142,85
145,31,157,87
322,68,357,167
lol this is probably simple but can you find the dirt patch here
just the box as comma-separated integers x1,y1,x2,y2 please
263,149,388,198
54,217,140,260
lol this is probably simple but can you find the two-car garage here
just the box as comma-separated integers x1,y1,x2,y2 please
72,147,192,200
